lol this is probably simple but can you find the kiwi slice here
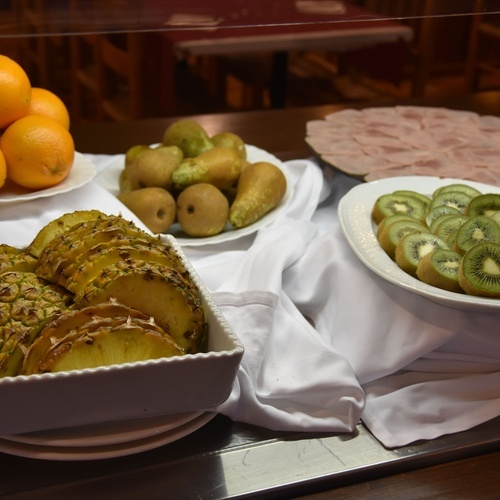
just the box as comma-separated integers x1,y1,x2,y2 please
429,214,459,234
433,183,482,199
376,214,416,239
434,214,470,241
458,242,500,297
416,248,464,293
466,193,500,218
393,190,431,211
454,215,500,254
378,219,429,259
372,193,427,225
395,232,448,277
425,205,463,228
428,191,473,214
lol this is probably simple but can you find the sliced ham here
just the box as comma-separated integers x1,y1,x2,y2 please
321,153,397,177
362,144,432,165
399,130,469,152
306,136,364,155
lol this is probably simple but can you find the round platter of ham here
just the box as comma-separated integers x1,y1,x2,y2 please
306,106,500,186
338,175,500,312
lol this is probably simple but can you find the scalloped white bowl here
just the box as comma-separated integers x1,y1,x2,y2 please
0,236,244,436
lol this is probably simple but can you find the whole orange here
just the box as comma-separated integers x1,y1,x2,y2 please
0,149,6,189
0,55,31,130
28,87,70,130
0,115,75,190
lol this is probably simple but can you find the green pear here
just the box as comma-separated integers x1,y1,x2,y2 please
229,162,287,229
162,118,213,158
172,147,242,191
118,187,176,234
211,132,246,160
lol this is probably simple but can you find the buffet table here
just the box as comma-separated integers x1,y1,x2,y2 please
1,92,500,498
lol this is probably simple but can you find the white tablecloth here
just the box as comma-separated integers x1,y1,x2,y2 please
2,153,499,449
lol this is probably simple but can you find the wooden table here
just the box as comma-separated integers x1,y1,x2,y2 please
3,92,499,500
147,1,412,111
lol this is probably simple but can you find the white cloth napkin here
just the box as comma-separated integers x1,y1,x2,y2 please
301,168,500,447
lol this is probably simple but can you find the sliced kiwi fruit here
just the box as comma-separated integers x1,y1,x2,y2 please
416,248,464,293
458,242,500,297
372,193,427,225
466,193,500,218
425,205,463,228
429,214,459,234
433,183,482,199
393,190,431,211
434,214,470,241
428,191,473,214
378,219,429,259
395,232,449,277
376,214,416,239
454,215,500,254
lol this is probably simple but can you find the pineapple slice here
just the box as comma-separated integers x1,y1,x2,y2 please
64,244,186,294
61,237,185,288
0,271,74,377
28,209,107,258
75,261,207,353
36,215,159,285
21,300,153,374
33,321,184,374
0,251,37,275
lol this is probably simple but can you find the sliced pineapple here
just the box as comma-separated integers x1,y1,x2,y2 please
75,261,207,353
32,322,184,374
21,300,153,374
0,271,74,377
0,251,38,275
61,237,185,288
36,215,159,285
27,209,107,258
64,244,185,294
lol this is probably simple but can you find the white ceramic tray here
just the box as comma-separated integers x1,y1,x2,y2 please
0,236,244,436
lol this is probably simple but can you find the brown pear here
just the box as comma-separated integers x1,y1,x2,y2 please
172,147,242,190
118,187,176,234
126,146,183,191
229,162,287,229
211,132,247,160
162,119,213,158
176,183,229,237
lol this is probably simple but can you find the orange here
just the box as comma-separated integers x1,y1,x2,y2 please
0,148,6,189
28,87,70,130
0,115,74,190
0,55,31,130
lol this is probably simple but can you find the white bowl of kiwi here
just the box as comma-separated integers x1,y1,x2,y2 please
339,176,500,311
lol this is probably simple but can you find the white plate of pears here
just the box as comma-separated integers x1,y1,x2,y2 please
96,121,294,247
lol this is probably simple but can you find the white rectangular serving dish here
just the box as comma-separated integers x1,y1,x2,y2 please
0,236,244,436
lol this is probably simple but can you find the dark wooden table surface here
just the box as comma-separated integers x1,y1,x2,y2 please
4,92,499,499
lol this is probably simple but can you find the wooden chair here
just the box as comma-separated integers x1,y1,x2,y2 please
464,3,500,92
68,0,147,122
15,0,71,93
70,31,146,122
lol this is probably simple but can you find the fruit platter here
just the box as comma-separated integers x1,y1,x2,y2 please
338,176,500,311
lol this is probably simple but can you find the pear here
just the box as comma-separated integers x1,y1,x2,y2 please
211,132,246,160
117,187,176,234
176,183,229,237
229,162,287,229
172,147,242,191
124,144,151,168
126,146,183,191
162,119,213,158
